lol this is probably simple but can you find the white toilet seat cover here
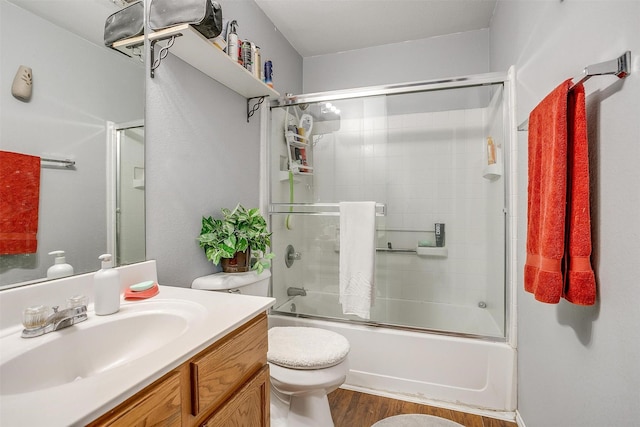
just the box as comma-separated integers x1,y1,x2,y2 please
268,327,350,369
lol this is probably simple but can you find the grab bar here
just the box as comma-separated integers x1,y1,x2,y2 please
376,247,417,254
270,203,386,216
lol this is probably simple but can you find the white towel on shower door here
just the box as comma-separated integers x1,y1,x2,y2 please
339,201,376,319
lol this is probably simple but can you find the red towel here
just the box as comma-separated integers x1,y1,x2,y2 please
525,80,571,303
525,80,597,305
0,151,41,255
564,83,596,305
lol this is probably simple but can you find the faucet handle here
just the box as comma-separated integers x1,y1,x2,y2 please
67,295,88,309
22,305,48,329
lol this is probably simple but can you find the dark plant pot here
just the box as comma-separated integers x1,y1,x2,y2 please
220,249,251,273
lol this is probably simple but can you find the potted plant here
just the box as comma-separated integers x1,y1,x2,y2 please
198,204,274,274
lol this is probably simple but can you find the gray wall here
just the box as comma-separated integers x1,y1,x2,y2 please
490,1,640,426
145,0,302,286
303,29,489,92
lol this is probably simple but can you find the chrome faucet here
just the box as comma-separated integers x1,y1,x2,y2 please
287,286,307,297
21,305,88,338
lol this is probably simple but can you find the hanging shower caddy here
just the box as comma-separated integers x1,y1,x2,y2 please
283,108,314,176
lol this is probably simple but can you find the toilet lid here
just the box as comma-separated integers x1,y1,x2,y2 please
268,327,350,369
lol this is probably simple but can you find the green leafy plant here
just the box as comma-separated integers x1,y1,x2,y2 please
198,204,274,274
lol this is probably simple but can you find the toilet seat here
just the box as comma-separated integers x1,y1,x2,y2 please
268,327,350,369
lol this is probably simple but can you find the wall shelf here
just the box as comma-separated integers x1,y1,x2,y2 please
112,25,279,122
147,24,279,99
111,34,144,57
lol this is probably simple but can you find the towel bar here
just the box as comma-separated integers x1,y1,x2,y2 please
41,158,75,168
518,51,631,131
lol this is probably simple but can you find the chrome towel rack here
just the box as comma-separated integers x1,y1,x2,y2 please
518,51,631,131
41,157,75,169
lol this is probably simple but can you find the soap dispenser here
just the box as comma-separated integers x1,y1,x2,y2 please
94,254,120,316
47,250,74,279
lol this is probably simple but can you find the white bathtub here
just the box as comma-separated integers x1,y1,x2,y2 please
269,294,516,415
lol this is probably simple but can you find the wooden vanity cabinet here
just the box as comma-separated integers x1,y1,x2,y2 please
200,365,270,427
88,312,269,427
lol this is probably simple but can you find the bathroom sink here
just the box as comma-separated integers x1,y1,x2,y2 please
0,300,204,396
0,273,275,427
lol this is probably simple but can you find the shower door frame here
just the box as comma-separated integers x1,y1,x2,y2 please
106,119,145,268
262,69,518,347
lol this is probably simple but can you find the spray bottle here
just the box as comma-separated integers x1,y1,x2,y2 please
227,20,239,63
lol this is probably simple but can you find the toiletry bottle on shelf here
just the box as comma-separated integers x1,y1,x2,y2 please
435,223,445,247
253,45,261,80
227,20,239,62
487,136,496,165
46,250,74,279
297,128,308,172
94,254,120,316
264,60,273,88
241,40,252,72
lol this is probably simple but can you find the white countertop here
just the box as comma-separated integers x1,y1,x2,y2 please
0,271,275,427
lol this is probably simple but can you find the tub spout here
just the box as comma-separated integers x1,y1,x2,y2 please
287,287,307,297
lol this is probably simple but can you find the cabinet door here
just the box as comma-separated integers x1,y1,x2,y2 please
190,313,268,416
87,370,182,427
201,365,270,427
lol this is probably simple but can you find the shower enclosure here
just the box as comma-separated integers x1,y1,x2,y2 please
267,72,513,341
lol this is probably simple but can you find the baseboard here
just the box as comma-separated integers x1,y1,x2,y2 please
515,410,526,427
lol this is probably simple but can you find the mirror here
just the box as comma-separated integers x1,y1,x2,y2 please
0,0,145,290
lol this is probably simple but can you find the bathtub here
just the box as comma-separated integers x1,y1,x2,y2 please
269,293,516,415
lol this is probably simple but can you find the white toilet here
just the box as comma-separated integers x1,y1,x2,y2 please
192,270,350,427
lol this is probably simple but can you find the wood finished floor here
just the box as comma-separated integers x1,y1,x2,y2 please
328,388,517,427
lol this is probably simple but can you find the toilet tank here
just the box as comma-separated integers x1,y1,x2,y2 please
191,270,271,296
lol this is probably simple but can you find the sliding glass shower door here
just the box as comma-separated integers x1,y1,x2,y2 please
268,78,509,339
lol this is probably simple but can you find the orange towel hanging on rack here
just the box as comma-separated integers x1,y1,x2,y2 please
564,83,596,305
525,80,571,304
524,80,596,305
